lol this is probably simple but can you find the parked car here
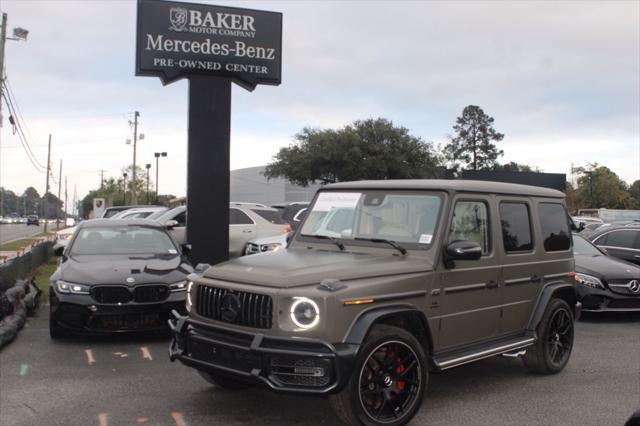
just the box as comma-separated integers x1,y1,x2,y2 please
169,180,578,426
573,234,640,311
101,205,160,218
244,233,288,255
587,224,640,265
155,204,290,257
26,215,40,226
49,219,193,338
110,206,168,220
271,202,309,230
54,226,77,249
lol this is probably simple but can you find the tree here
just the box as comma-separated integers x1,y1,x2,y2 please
575,165,632,209
22,187,41,215
492,161,540,172
628,180,640,209
264,118,442,186
444,105,504,170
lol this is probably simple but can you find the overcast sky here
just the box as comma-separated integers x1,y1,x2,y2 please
0,0,638,206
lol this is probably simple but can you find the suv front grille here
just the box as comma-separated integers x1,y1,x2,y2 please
195,285,273,329
91,285,169,304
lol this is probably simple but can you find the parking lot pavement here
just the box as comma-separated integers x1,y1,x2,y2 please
1,311,638,426
0,224,46,244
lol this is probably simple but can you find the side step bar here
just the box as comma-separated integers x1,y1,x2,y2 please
433,337,536,370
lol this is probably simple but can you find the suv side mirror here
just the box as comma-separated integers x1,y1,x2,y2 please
446,240,483,261
181,243,192,255
166,219,179,229
54,245,65,257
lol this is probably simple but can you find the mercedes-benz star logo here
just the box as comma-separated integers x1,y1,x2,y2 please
628,280,640,294
220,293,241,322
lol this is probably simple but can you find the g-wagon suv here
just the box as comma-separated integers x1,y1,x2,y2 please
169,180,579,425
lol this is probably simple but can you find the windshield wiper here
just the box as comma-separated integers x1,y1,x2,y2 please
355,237,407,255
306,234,345,251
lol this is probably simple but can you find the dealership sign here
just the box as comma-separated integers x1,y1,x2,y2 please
136,0,282,90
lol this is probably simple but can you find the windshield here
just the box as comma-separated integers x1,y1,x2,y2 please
251,209,286,224
572,234,602,256
70,226,177,255
300,191,442,248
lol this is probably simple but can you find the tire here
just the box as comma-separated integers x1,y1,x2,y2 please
329,325,427,426
197,370,254,390
49,316,68,339
523,298,574,374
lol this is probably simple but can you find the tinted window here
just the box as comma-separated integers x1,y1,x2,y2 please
251,209,286,224
598,230,638,249
229,208,254,225
448,201,490,255
499,202,533,252
538,203,571,251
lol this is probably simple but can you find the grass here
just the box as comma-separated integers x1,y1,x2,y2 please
0,238,40,251
33,258,59,301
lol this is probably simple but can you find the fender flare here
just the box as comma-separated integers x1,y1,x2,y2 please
343,304,434,354
527,282,577,331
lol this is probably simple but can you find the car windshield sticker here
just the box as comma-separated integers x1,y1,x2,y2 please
419,234,432,244
314,192,361,212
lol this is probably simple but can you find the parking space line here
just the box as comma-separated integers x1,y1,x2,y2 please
85,349,96,365
19,364,29,376
140,346,153,361
98,412,108,426
171,411,186,426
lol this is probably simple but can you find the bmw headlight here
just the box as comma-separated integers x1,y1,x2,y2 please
186,281,194,312
574,273,604,289
170,280,188,292
290,297,320,329
56,280,90,295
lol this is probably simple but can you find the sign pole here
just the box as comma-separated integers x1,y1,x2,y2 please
186,75,231,265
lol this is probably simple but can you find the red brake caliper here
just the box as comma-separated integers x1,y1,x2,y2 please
395,356,406,391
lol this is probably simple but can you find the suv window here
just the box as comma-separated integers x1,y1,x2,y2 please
229,208,254,225
499,202,533,252
596,230,638,249
448,201,490,255
251,209,286,224
538,203,571,251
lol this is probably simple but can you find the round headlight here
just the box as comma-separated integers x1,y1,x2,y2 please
186,281,194,311
290,297,320,329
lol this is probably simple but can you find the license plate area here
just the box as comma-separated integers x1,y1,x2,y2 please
188,338,261,373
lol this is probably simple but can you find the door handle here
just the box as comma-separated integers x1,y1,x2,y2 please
531,275,540,282
487,280,498,289
634,255,640,260
242,229,252,233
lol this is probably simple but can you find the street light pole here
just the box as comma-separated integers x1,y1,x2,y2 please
145,163,151,205
131,111,140,204
123,172,128,205
154,152,167,204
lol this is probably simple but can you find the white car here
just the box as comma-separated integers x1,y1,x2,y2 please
154,204,290,258
244,233,288,255
54,226,77,249
110,206,168,220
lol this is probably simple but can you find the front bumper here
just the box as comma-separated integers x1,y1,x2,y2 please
576,285,640,312
168,311,359,395
50,291,187,333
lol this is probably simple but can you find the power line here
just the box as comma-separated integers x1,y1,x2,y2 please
2,80,46,170
1,90,46,173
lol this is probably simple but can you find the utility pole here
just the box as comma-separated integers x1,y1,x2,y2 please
145,163,151,205
72,184,77,219
43,134,51,233
99,169,106,188
64,176,68,225
56,159,62,229
0,13,7,128
131,111,140,204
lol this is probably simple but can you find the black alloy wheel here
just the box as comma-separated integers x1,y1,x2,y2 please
546,307,573,368
358,341,422,423
523,298,574,374
329,324,427,426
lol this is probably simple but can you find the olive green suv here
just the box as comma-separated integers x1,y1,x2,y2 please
169,180,579,425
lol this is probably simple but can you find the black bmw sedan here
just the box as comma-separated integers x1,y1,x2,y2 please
573,234,640,312
49,219,193,338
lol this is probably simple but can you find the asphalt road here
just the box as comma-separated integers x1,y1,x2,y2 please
0,311,638,426
0,224,46,244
